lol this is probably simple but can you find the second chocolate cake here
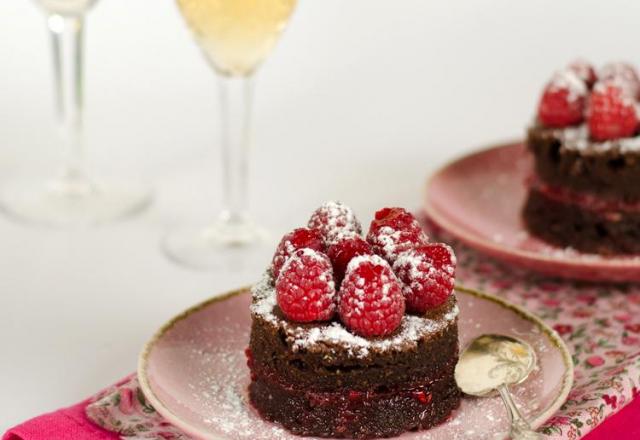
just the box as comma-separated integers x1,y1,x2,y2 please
523,60,640,255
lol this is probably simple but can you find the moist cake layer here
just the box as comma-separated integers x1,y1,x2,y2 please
249,366,460,439
523,187,640,255
249,272,460,391
527,124,640,201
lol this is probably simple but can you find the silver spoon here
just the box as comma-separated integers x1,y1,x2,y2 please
455,334,541,440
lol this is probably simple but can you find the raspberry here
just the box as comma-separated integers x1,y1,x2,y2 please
568,59,597,88
366,207,428,263
276,248,336,322
393,243,456,313
308,201,362,245
588,80,639,141
271,228,325,279
327,236,373,285
599,62,640,98
537,70,587,128
338,255,405,337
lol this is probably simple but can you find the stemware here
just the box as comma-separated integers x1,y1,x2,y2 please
0,0,151,226
164,0,297,270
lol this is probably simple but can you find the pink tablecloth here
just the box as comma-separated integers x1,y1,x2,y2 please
4,227,640,440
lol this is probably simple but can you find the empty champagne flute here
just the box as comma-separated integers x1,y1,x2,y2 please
0,0,151,226
164,0,297,269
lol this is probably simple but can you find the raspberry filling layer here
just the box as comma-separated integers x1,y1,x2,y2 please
246,347,457,403
527,176,640,213
249,365,461,438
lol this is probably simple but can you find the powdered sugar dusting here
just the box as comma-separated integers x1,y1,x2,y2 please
550,123,640,153
308,200,362,245
250,271,459,359
186,347,291,440
548,69,587,102
279,247,333,286
599,62,640,97
345,253,389,274
371,226,403,261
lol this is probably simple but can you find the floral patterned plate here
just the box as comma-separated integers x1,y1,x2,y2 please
138,286,573,440
424,142,640,282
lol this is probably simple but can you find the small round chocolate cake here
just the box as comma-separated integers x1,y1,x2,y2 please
523,61,640,255
246,203,461,439
248,272,460,439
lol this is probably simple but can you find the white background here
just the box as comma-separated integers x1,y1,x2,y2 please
1,0,639,431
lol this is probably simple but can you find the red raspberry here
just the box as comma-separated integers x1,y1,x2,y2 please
599,62,640,98
271,228,325,279
308,201,362,245
366,207,428,263
568,59,597,88
393,243,456,313
537,70,587,128
327,236,373,285
338,255,405,337
276,248,336,322
588,80,639,141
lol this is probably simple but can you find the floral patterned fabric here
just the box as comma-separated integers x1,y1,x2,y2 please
85,228,640,440
86,374,188,440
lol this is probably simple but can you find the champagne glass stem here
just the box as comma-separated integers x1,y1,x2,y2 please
47,13,91,195
217,75,254,228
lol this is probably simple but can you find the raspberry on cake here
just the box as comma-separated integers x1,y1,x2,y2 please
338,254,405,337
271,227,325,278
366,207,429,263
537,69,587,127
308,200,363,245
524,60,640,254
599,62,640,98
394,243,456,313
588,80,639,141
276,248,336,322
248,202,461,438
327,235,373,285
568,59,597,89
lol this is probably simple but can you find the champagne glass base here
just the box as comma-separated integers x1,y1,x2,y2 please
0,178,152,227
162,219,273,271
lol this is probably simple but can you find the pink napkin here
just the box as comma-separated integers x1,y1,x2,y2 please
2,400,118,440
582,396,640,440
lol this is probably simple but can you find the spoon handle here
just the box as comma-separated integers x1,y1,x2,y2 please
497,384,542,440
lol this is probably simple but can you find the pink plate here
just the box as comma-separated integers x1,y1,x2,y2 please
138,287,573,440
424,142,640,282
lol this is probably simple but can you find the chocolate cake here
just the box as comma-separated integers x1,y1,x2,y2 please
246,203,461,438
522,61,640,255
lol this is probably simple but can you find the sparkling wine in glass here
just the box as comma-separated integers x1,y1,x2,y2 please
164,0,297,269
0,0,151,226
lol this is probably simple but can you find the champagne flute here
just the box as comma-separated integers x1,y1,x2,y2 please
0,0,151,226
164,0,297,269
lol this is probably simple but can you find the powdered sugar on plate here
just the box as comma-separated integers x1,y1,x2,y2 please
136,281,570,440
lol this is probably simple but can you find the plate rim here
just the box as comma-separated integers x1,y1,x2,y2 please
424,141,640,271
138,285,574,440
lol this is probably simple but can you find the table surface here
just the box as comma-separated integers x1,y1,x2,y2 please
2,0,640,432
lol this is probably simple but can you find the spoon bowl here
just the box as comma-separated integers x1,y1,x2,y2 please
455,334,536,396
456,334,541,440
